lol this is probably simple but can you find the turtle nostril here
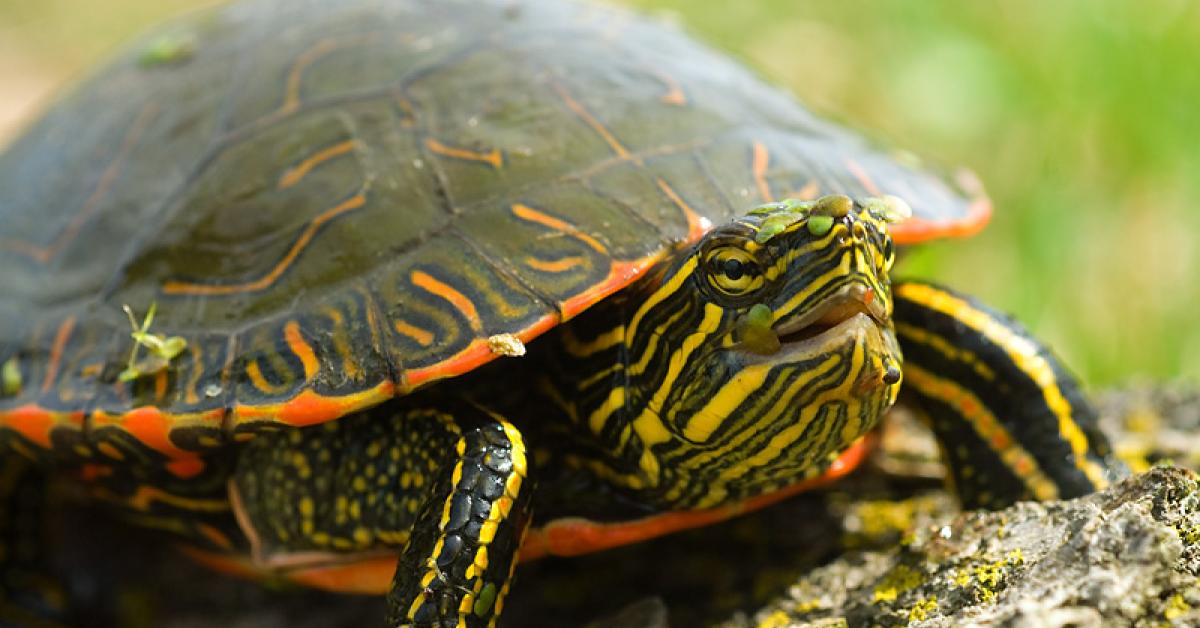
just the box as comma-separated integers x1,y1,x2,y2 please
883,364,902,385
852,222,867,240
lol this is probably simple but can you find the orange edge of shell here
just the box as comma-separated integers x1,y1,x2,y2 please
0,252,670,458
890,170,993,245
1,170,987,458
2,172,987,458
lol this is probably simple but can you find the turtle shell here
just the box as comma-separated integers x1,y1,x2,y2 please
0,0,989,463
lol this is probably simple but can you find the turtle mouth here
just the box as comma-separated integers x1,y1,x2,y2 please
774,283,888,345
737,283,888,363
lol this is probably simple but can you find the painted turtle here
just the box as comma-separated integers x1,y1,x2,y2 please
0,0,1123,625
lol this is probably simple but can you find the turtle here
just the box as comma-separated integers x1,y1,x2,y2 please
0,0,1125,626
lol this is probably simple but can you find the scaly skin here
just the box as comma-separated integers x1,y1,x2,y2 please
892,282,1121,509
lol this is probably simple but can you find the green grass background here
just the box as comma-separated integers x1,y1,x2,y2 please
1,0,1196,385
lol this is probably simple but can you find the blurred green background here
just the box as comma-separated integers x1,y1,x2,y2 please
1,0,1197,384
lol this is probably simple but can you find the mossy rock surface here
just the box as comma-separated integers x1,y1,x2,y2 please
730,465,1200,627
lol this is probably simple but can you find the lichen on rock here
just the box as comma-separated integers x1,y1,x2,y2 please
731,466,1200,627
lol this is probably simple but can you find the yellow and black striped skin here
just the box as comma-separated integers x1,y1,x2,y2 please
536,203,904,512
891,282,1122,509
382,410,530,628
230,398,531,628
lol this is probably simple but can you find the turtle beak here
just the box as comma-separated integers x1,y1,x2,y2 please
772,284,888,346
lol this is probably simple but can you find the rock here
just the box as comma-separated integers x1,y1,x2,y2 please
727,466,1200,627
584,597,669,628
1095,382,1200,472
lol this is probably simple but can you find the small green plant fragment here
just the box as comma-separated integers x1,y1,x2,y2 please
756,213,803,243
749,198,813,217
812,194,853,218
746,303,773,327
473,582,498,616
736,303,780,355
139,33,196,67
807,215,835,237
778,198,814,213
749,201,788,216
119,303,187,382
753,198,814,242
1,357,21,396
862,195,913,223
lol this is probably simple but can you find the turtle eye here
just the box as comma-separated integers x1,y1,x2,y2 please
704,246,764,298
881,237,895,272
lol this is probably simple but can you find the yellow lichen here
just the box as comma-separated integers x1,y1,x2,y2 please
1177,524,1200,546
970,552,1023,604
792,598,823,613
1164,593,1190,620
873,565,923,603
907,596,938,622
757,610,792,628
843,496,941,548
953,569,971,588
974,562,1004,589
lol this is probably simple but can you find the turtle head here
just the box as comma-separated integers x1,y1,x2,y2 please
620,194,906,505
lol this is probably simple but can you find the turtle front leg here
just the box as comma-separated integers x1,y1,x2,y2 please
386,406,532,627
233,400,532,628
0,454,67,628
891,280,1125,509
